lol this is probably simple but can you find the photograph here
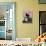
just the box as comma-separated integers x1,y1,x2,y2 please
39,11,46,34
22,10,32,23
0,2,16,40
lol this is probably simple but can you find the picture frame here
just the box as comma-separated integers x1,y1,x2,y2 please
0,2,16,40
22,10,32,23
39,11,46,35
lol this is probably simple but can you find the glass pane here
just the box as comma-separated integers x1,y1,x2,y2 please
0,21,5,26
40,25,46,34
39,11,46,24
0,21,5,31
39,0,46,4
40,25,42,34
6,6,13,40
0,32,5,40
6,29,12,40
0,2,16,40
0,26,5,31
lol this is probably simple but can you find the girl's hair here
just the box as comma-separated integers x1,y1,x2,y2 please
40,34,44,38
44,39,46,42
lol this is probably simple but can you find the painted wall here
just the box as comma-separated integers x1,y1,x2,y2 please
0,0,45,40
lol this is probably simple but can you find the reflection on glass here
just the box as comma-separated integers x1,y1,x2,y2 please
0,26,5,31
0,21,5,26
40,11,46,34
0,3,15,40
6,29,12,40
40,25,42,35
6,9,13,40
0,32,5,40
0,21,5,31
0,9,6,20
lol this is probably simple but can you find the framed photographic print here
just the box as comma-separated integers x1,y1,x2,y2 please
39,0,46,4
22,10,32,23
39,11,46,35
0,2,16,40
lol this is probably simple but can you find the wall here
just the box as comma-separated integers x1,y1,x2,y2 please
16,0,34,39
0,0,45,40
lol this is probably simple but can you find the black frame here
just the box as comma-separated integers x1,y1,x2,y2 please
39,0,46,4
39,11,46,35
